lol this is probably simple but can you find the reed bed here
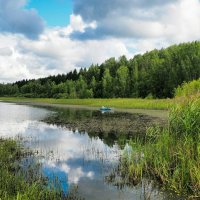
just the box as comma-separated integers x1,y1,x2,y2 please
121,93,200,198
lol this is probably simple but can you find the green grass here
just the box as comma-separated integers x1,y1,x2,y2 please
120,93,200,198
0,139,83,200
0,97,173,110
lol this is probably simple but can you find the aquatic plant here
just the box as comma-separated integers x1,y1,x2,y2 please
121,81,200,198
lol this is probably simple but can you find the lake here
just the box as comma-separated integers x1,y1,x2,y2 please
0,102,178,200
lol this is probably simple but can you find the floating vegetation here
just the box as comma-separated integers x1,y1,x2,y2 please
44,108,165,147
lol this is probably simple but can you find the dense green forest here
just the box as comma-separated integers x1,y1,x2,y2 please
1,41,200,99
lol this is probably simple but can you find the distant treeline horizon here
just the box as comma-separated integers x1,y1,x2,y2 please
0,41,200,99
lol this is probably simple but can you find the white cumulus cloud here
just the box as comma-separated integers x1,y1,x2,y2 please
0,28,131,82
0,0,200,82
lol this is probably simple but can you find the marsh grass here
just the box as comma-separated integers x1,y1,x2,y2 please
120,93,200,198
0,139,84,200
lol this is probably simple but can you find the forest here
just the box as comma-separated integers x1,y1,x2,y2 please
0,41,200,99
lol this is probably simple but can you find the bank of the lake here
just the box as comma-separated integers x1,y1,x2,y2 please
0,97,173,110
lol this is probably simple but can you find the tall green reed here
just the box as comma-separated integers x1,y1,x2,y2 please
121,83,200,198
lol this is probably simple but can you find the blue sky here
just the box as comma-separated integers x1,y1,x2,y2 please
0,0,200,82
27,0,73,26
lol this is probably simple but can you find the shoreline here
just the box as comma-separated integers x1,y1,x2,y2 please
0,99,168,119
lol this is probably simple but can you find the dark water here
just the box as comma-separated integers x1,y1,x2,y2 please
0,102,177,200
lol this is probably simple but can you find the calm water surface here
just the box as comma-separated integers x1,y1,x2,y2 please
0,102,177,200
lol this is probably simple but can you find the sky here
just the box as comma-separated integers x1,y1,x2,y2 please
0,0,200,82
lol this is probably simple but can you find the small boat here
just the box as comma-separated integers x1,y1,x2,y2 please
100,106,112,111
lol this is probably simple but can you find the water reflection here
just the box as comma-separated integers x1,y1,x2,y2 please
0,102,177,200
22,123,120,190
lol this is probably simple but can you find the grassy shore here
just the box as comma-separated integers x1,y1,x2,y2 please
0,97,173,110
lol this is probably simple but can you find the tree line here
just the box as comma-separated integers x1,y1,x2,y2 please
0,41,200,99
